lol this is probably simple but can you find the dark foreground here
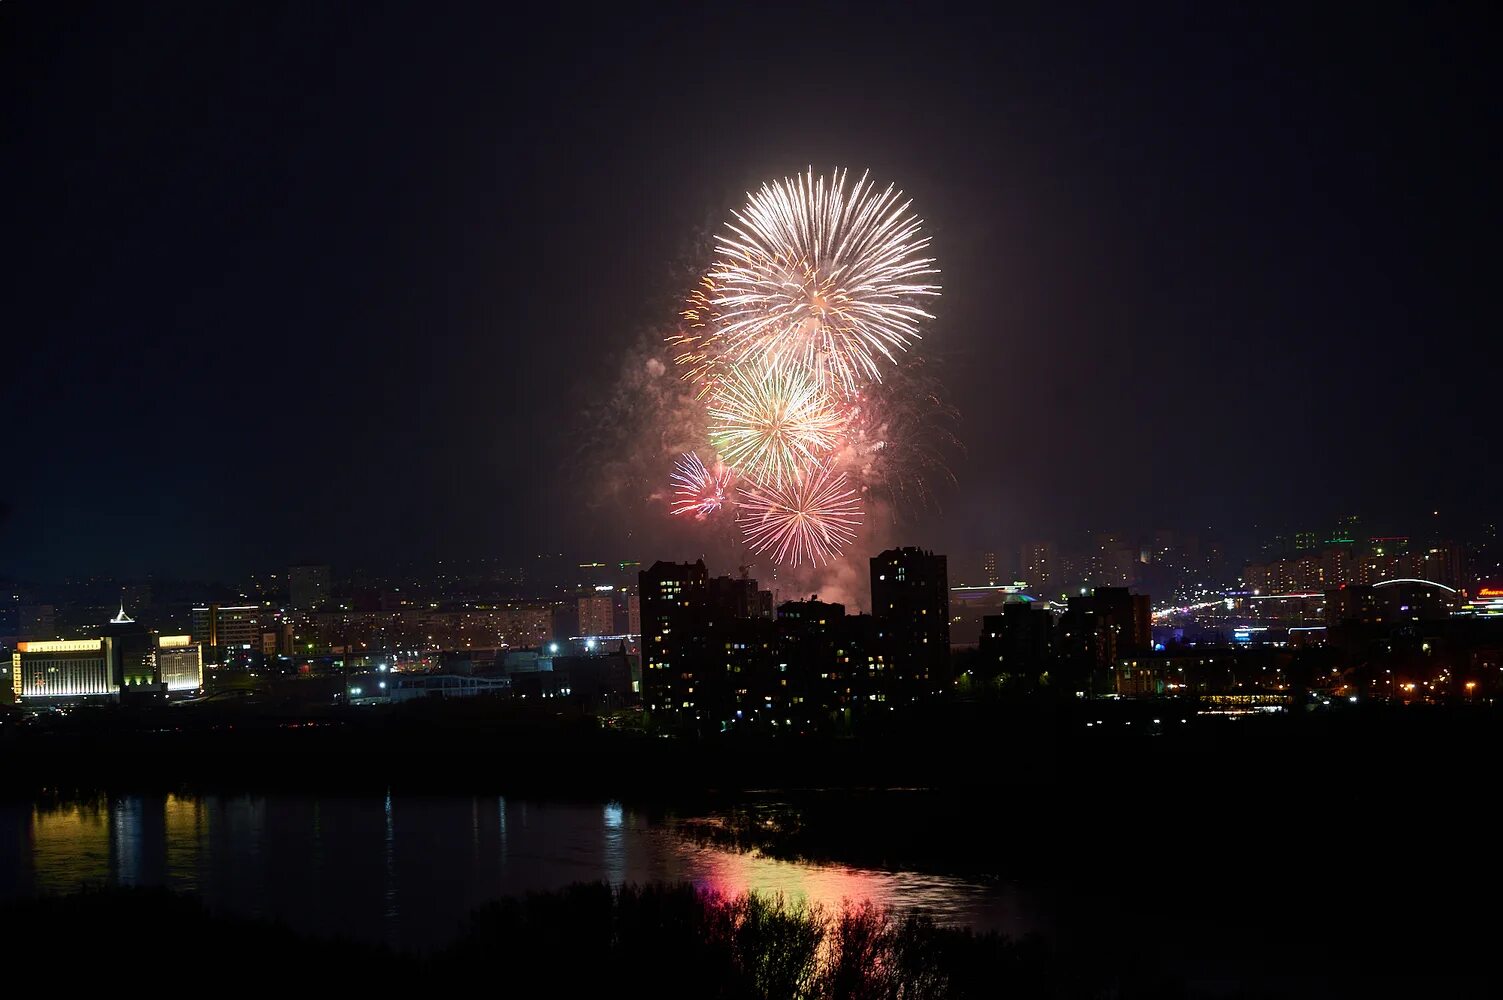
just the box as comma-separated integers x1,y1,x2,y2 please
2,883,1155,997
3,698,1500,994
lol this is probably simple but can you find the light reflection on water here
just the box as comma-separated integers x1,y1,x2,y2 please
0,794,1039,951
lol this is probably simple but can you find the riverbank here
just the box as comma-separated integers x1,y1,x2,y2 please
6,696,1499,799
0,883,1155,996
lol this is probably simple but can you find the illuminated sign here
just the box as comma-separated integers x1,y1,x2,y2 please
1479,587,1503,598
157,635,192,648
16,640,103,653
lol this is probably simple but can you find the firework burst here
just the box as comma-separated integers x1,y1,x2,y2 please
655,167,947,566
669,452,732,519
704,167,940,398
737,464,863,567
706,359,846,487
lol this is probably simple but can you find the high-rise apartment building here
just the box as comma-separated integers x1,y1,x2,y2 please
1020,541,1056,592
639,560,710,720
979,602,1055,681
577,594,615,637
191,604,285,665
1058,586,1152,694
870,547,950,697
1090,533,1138,588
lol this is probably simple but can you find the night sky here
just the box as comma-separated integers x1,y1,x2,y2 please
4,3,1496,582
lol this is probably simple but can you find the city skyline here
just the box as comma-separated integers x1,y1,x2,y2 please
3,505,1494,594
4,4,1497,581
7,508,1497,636
5,7,1499,992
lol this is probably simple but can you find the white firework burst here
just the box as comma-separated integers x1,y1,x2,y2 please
706,167,940,397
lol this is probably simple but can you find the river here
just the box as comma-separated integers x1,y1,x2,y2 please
0,794,1042,951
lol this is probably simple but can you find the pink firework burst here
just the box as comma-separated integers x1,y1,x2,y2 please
669,452,732,519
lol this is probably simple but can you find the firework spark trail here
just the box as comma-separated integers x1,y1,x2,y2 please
737,464,864,567
668,277,727,396
669,452,732,519
706,358,846,487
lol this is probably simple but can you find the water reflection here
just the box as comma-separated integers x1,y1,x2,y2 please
0,795,1036,951
603,802,625,886
28,800,112,895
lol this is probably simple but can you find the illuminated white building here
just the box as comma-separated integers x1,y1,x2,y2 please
11,611,204,701
156,635,204,692
12,639,115,699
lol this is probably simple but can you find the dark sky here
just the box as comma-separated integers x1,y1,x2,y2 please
3,2,1496,582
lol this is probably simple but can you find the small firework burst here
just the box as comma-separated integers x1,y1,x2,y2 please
669,452,732,519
